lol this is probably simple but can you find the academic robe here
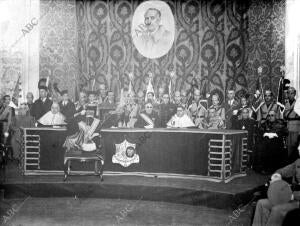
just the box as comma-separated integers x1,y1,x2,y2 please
38,111,66,126
167,114,195,128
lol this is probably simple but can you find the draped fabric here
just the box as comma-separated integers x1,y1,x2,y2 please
38,0,285,101
0,0,39,103
285,0,300,93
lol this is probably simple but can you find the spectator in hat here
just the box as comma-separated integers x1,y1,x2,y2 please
30,86,52,121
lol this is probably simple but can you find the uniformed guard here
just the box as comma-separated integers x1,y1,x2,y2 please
283,87,300,159
257,90,282,125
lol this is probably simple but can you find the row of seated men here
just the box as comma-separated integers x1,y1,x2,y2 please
1,84,300,169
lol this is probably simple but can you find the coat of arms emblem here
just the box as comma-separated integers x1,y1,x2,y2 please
112,139,139,167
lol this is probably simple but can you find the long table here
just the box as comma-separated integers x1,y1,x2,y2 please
101,128,248,182
21,127,248,182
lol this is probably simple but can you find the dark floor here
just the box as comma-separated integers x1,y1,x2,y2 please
0,162,267,226
1,197,255,226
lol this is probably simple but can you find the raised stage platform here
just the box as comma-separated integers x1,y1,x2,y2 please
1,162,267,210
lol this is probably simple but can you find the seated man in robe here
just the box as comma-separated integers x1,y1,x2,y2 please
167,105,195,128
252,143,300,226
135,101,160,128
255,110,288,174
37,102,66,127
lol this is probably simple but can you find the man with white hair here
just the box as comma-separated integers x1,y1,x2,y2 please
38,102,66,126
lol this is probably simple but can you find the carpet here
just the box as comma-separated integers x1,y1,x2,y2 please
1,197,254,226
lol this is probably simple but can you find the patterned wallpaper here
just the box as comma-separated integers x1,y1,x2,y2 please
247,0,285,94
39,0,285,101
39,0,79,100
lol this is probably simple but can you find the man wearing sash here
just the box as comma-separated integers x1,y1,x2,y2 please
257,90,281,125
284,87,300,160
135,102,160,128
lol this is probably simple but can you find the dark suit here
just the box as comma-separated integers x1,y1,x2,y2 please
158,103,177,128
255,119,288,173
224,99,239,129
59,100,76,121
30,98,52,120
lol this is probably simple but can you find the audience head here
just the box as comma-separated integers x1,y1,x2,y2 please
51,102,60,114
147,92,154,101
99,84,106,97
145,101,154,114
267,110,277,122
174,91,181,104
287,87,296,100
208,108,216,118
158,87,164,97
265,90,273,102
241,108,250,119
162,93,170,104
194,89,201,102
3,95,10,106
137,90,145,104
88,91,97,103
26,92,34,104
61,90,69,102
39,86,48,99
240,95,248,106
212,94,220,106
107,91,115,103
79,91,87,104
227,89,235,100
180,90,187,103
176,105,185,118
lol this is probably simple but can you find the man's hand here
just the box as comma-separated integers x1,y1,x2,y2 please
144,124,154,129
80,110,86,115
270,173,282,183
